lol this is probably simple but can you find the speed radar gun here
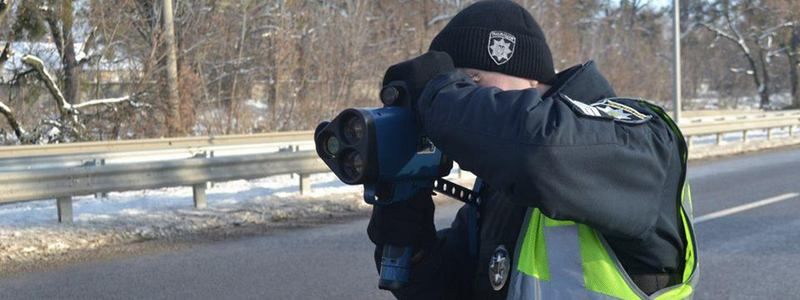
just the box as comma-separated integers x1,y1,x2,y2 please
314,81,478,291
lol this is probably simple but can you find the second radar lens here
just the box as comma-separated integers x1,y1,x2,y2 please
341,151,364,182
343,116,365,145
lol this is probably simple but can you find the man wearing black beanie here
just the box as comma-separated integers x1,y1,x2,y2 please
367,1,698,299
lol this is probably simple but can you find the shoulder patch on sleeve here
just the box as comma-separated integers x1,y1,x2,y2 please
591,99,652,124
560,94,611,119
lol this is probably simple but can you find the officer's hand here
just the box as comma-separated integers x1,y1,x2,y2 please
367,188,436,250
382,51,455,109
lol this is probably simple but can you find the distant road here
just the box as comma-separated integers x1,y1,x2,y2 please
1,146,799,299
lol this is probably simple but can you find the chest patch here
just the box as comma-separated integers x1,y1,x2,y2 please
489,245,510,291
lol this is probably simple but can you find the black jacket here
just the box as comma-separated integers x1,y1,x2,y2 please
377,61,686,299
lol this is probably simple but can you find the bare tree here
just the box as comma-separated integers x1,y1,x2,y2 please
0,54,146,144
3,0,798,144
698,0,795,108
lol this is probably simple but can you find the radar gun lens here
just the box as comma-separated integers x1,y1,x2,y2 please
324,135,340,157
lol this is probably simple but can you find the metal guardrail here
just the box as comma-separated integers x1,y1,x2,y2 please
0,131,315,172
0,111,798,223
0,141,315,172
0,150,328,222
681,114,800,146
681,110,800,125
0,151,326,204
0,131,314,159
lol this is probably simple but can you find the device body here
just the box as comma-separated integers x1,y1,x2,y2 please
315,106,449,205
314,83,453,290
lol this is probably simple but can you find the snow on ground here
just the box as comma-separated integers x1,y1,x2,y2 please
0,173,366,264
685,92,795,110
0,169,474,266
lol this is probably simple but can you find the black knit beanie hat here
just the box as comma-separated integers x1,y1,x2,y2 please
429,0,555,83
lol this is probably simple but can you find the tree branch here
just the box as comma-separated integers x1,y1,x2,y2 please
758,22,795,42
21,54,84,138
700,22,751,55
0,0,10,24
21,55,76,116
9,69,37,86
0,42,12,68
0,100,27,141
42,6,65,59
76,26,99,66
73,96,132,109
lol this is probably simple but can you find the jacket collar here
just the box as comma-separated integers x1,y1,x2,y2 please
543,61,616,104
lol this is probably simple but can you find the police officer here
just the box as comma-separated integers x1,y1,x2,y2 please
367,1,698,299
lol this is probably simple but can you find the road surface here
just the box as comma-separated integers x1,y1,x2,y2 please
1,147,799,299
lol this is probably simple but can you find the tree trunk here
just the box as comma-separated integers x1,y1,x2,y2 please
162,0,183,136
788,51,799,109
227,0,250,134
790,26,800,109
738,40,766,109
266,3,282,130
267,34,278,129
294,32,308,111
757,48,771,109
60,0,80,105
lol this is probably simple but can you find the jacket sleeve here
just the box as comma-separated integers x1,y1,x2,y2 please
416,72,676,240
374,205,476,300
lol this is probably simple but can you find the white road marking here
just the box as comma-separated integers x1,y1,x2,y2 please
695,193,800,224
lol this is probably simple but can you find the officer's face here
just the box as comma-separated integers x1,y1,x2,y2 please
459,68,550,94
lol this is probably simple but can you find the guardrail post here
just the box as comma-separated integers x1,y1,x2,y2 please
686,136,693,148
791,125,797,137
193,151,209,209
193,183,207,209
57,196,73,223
767,128,774,140
207,151,215,189
716,133,723,145
299,174,311,195
292,146,301,180
742,130,749,143
94,159,108,198
280,146,299,179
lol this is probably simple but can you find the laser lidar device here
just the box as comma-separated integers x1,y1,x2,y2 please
314,81,478,290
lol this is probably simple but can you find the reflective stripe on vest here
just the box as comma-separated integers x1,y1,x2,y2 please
507,185,698,299
507,101,699,299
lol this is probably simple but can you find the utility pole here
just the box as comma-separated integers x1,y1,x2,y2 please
163,0,182,136
673,0,682,123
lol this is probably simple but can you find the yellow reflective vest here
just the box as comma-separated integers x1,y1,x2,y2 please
506,103,699,299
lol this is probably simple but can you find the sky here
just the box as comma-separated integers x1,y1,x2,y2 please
651,0,672,9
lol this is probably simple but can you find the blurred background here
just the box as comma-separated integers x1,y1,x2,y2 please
0,0,798,144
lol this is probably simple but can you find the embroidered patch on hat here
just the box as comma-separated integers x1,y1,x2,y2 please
488,31,516,65
489,245,510,291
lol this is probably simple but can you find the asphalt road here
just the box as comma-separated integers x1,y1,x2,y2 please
1,146,799,299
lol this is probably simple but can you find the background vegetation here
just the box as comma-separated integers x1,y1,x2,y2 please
0,0,798,144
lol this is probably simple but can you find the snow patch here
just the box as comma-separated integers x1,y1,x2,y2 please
0,173,364,264
0,167,474,265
